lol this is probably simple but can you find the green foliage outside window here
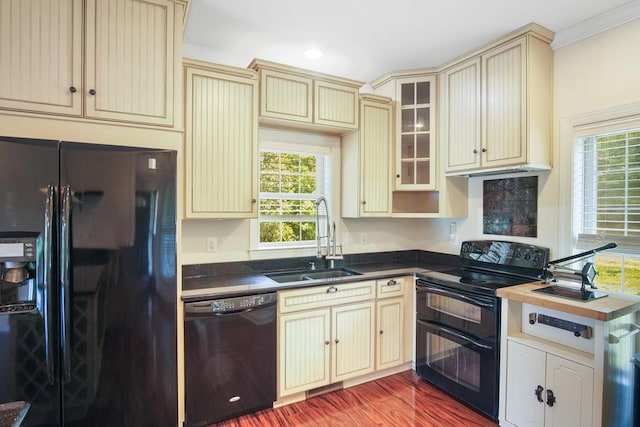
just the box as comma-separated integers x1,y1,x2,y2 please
259,150,323,245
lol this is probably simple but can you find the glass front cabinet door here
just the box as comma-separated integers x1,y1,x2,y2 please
395,76,436,190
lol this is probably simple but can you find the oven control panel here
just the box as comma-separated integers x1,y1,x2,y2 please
460,240,550,269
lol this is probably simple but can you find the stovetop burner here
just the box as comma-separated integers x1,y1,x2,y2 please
418,240,550,296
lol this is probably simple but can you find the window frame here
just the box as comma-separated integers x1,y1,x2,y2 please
249,129,340,255
560,103,640,294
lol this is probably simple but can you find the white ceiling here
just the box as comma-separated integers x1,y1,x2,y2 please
183,0,636,85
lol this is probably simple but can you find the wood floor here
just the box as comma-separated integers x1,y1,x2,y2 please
212,370,499,426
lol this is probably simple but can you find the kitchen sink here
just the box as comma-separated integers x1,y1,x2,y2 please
266,267,362,283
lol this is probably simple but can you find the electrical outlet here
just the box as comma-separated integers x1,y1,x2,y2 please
341,232,349,245
359,232,367,244
206,236,217,252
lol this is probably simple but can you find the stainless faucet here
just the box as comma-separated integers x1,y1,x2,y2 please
315,196,343,268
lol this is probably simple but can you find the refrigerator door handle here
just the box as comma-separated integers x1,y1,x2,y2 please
44,184,56,385
60,185,72,384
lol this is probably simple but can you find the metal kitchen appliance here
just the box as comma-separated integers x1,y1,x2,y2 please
535,242,618,301
416,240,550,421
0,136,178,426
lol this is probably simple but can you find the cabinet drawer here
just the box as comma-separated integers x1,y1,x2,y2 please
279,281,375,313
376,277,405,299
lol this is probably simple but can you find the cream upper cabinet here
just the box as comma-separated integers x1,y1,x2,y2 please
444,26,554,174
395,76,436,190
184,59,258,218
259,69,313,123
0,0,83,115
85,0,177,125
249,59,362,133
0,0,183,127
342,95,393,218
443,58,481,172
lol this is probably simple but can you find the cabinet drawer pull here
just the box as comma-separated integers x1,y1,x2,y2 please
326,286,338,294
386,279,397,287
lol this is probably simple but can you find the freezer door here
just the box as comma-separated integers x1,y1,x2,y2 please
0,137,61,426
59,143,177,426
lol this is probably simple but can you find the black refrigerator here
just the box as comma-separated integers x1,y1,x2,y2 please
0,137,177,426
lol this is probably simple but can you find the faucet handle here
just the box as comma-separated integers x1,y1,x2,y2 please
309,262,316,270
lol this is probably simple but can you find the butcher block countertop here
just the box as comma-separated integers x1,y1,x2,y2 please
497,281,640,321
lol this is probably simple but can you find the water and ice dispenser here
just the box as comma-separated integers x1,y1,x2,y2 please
0,233,40,314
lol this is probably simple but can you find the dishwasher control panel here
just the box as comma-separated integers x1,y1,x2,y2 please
186,292,277,315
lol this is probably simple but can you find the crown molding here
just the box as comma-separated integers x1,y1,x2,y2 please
552,1,640,49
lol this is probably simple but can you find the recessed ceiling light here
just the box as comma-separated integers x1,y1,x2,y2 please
304,48,324,59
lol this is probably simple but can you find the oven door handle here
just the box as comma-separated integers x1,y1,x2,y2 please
419,320,494,350
418,285,495,309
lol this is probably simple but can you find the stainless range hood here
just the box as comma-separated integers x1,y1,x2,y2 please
446,163,552,177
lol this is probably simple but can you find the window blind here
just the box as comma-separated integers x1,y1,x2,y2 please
574,124,640,253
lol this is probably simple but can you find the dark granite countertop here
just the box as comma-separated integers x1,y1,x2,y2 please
182,250,459,301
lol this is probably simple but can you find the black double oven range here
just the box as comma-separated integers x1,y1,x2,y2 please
416,240,550,421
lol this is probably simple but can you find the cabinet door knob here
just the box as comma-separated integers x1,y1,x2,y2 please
473,149,478,154
534,385,544,402
396,174,400,178
546,389,556,407
324,340,330,345
481,148,487,153
361,201,366,205
251,198,257,204
334,339,339,344
89,89,96,95
69,86,77,93
379,330,384,335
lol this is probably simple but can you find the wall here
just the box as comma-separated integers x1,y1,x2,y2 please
181,19,640,265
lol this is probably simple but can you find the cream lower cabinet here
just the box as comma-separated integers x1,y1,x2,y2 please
376,297,403,370
375,277,405,370
342,95,393,217
0,0,183,127
505,340,593,427
278,281,376,398
183,59,258,218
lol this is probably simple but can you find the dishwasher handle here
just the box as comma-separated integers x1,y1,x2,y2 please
184,293,277,317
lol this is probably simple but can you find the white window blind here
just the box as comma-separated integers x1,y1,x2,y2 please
574,121,640,253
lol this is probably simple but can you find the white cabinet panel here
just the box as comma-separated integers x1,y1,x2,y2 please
342,95,393,217
443,58,481,172
86,0,175,125
279,309,331,396
332,302,375,381
184,61,258,218
376,298,403,370
0,0,82,115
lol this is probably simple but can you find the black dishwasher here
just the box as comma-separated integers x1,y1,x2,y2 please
184,292,277,426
